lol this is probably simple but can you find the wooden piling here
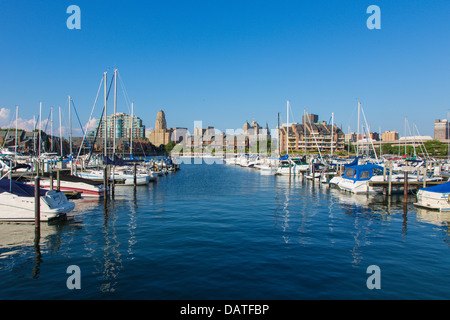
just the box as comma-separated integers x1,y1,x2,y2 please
423,167,427,188
56,170,60,192
103,166,108,200
34,176,41,229
133,163,137,187
403,171,408,203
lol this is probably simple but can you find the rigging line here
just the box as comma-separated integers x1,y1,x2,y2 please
118,71,132,114
70,99,93,157
87,74,115,162
74,76,104,161
40,109,52,153
359,103,378,163
414,123,430,160
406,118,417,157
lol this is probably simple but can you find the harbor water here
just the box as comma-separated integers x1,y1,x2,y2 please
1,161,450,300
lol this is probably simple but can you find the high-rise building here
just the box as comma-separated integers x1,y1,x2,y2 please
96,112,145,139
149,110,171,146
381,130,399,142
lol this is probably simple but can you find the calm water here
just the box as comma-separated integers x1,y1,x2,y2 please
1,161,450,300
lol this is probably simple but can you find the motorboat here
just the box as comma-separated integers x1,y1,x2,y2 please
336,164,384,194
414,181,450,212
28,173,107,197
0,178,75,222
76,168,150,186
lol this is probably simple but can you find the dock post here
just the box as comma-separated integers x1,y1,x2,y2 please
103,166,108,202
312,163,315,185
56,170,60,192
403,171,408,203
50,170,54,190
388,161,392,196
134,163,137,187
423,167,427,188
34,175,41,229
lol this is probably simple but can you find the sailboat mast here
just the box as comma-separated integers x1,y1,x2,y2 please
404,116,407,155
113,69,118,158
357,101,360,157
39,102,42,158
59,106,63,157
15,105,18,164
286,100,289,156
69,96,72,156
104,72,107,157
130,101,133,157
50,106,53,152
331,112,334,157
33,115,36,156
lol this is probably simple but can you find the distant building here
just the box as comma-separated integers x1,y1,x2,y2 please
148,110,171,146
345,132,356,143
96,112,145,139
381,130,399,142
369,132,380,141
280,116,345,153
434,119,449,141
243,120,262,135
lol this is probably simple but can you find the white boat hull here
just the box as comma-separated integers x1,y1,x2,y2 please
0,190,75,222
414,190,450,211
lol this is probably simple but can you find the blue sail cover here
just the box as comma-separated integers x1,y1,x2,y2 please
421,181,450,194
0,179,47,197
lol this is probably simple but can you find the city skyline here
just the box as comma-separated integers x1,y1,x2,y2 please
1,1,449,137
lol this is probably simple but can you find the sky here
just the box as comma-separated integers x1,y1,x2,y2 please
0,0,449,137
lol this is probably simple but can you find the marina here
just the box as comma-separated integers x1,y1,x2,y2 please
1,156,450,299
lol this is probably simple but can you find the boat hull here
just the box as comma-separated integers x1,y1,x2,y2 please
0,191,75,222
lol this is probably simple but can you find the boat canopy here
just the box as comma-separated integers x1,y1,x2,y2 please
420,181,450,194
0,179,47,197
343,164,384,181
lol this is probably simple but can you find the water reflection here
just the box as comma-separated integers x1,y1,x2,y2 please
0,220,79,278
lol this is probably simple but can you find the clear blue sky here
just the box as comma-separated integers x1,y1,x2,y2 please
1,0,449,137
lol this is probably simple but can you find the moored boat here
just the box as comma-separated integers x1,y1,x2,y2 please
0,178,75,222
414,182,450,212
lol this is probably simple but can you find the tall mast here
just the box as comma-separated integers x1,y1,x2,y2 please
303,109,307,155
357,100,360,157
33,115,36,156
104,71,108,157
404,116,407,155
39,102,42,158
50,106,53,152
331,112,334,157
113,69,118,157
103,72,108,157
277,112,280,157
286,100,289,156
59,106,63,157
15,105,18,163
130,101,133,157
69,96,72,156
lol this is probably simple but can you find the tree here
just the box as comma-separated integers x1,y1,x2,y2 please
165,141,176,153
